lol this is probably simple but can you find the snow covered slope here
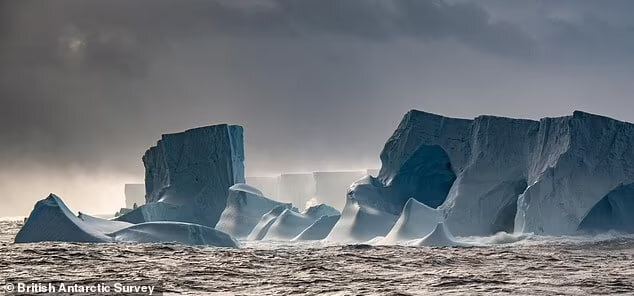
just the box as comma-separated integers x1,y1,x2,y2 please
247,205,290,240
16,194,239,247
292,215,340,241
326,177,399,243
109,222,238,247
216,184,293,238
414,222,466,247
15,194,112,243
382,198,443,243
118,124,245,228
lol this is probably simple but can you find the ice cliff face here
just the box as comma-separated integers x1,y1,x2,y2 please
333,110,634,239
578,183,634,233
118,124,245,228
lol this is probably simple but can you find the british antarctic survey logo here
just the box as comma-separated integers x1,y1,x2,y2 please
3,282,160,295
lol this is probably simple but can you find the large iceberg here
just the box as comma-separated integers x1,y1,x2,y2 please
215,183,293,238
16,194,238,247
117,124,245,228
249,204,340,241
332,110,634,238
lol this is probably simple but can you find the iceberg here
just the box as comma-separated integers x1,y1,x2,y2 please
117,124,245,228
259,204,339,241
326,177,399,243
215,183,293,238
339,110,634,237
578,183,634,233
414,222,467,247
292,214,340,241
16,194,114,243
16,194,238,247
109,221,238,247
247,205,290,241
382,198,443,243
260,209,318,241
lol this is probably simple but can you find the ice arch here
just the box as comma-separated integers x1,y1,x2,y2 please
578,183,634,233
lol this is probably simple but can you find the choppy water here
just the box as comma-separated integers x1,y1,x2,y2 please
1,220,633,295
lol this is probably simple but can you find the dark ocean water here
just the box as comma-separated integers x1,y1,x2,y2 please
1,220,633,295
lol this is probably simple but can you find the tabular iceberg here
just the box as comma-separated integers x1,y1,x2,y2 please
215,183,293,238
16,194,238,247
332,110,634,239
117,124,245,228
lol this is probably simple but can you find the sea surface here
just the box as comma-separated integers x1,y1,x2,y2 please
1,220,633,295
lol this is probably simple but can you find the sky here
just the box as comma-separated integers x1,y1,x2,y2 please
2,0,634,217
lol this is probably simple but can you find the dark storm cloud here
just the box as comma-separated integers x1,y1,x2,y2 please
2,0,634,216
0,0,535,171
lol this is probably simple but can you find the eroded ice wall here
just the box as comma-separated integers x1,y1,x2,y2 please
118,124,245,227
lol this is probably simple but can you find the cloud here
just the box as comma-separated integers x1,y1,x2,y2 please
1,0,634,215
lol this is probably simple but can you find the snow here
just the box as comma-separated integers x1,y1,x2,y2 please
16,194,239,247
16,194,112,243
414,222,467,247
109,221,238,247
119,124,245,228
382,198,443,243
247,205,290,241
292,215,340,241
77,212,132,233
260,209,318,241
215,183,293,238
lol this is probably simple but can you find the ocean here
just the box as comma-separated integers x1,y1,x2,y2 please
1,220,633,295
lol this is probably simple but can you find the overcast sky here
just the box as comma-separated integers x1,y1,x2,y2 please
2,0,634,216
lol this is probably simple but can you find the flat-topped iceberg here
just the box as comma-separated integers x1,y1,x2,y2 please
15,194,238,247
330,110,634,239
117,124,245,228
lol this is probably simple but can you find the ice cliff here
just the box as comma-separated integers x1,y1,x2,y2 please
330,110,634,240
117,124,245,228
